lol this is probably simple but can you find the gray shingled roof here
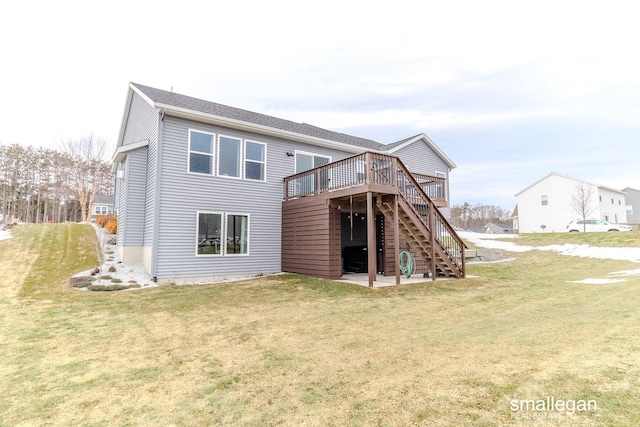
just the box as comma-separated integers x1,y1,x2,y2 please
384,134,422,150
132,83,385,151
93,194,114,204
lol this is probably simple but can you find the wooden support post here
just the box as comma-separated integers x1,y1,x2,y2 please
394,194,400,285
429,207,437,281
367,191,376,287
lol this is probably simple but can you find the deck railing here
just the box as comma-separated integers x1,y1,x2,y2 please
283,152,464,272
283,152,446,204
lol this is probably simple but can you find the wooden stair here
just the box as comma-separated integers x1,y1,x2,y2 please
377,195,464,278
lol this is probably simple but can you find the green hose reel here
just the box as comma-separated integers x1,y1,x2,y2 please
399,251,416,278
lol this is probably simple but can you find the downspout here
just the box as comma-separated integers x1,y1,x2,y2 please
150,108,165,281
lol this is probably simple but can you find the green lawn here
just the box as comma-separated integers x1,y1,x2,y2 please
1,224,639,426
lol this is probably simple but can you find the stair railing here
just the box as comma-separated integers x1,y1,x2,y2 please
391,157,466,275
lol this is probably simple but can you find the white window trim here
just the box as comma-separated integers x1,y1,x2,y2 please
217,134,243,180
434,171,447,178
196,211,224,257
195,211,250,257
187,129,216,176
244,140,267,182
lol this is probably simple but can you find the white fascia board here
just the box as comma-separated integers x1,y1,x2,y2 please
386,133,457,169
113,87,135,155
112,139,149,163
156,103,381,155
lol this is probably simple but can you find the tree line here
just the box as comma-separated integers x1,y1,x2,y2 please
450,202,512,230
0,136,113,225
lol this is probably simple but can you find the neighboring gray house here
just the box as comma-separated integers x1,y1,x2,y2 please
90,194,114,222
484,223,512,234
623,188,640,224
112,83,463,285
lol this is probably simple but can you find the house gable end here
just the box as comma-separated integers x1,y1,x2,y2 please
386,133,456,170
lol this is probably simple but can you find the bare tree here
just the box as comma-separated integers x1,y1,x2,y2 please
571,183,597,232
60,135,109,222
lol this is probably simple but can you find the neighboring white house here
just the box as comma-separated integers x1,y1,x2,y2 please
514,172,628,233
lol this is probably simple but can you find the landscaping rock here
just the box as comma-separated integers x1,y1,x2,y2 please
69,276,95,288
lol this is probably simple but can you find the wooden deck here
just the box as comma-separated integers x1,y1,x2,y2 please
282,152,466,286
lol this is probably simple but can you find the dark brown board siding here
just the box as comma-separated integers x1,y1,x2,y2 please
282,199,342,279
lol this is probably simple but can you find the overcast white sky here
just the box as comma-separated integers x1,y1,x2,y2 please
1,0,638,210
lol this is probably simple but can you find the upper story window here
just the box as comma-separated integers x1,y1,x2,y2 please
295,151,331,173
189,130,215,175
541,195,548,206
245,141,266,181
295,151,331,194
434,171,446,199
188,130,267,182
218,135,242,178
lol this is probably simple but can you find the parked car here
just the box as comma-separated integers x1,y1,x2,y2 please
566,219,632,232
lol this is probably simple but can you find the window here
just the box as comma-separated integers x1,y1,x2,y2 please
188,130,267,181
611,198,614,204
196,212,249,256
245,141,266,181
189,130,215,175
295,151,331,193
541,195,548,206
226,214,249,254
197,212,222,255
434,171,446,199
218,135,242,178
94,205,108,215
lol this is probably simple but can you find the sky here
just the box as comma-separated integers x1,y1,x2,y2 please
1,0,638,210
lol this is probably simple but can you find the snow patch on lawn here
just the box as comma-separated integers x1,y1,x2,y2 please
459,231,640,285
0,229,11,241
460,232,640,262
568,278,626,285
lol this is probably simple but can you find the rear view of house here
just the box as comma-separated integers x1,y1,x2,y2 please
112,83,465,286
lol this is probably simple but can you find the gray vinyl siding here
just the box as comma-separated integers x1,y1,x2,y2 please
144,132,158,246
392,141,451,178
115,162,125,245
121,92,159,246
120,147,148,245
153,116,353,280
624,189,640,224
392,141,452,217
122,93,158,146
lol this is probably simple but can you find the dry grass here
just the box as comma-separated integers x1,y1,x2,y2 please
1,224,640,426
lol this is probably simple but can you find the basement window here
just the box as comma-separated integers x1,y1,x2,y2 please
196,212,249,256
